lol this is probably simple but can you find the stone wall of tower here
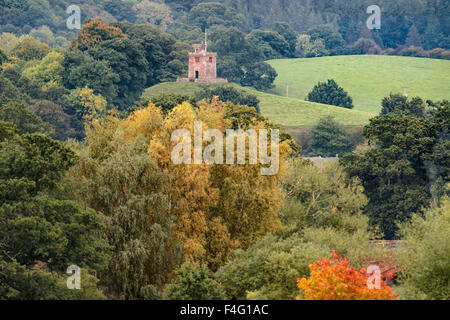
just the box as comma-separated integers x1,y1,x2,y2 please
188,52,217,79
188,44,217,79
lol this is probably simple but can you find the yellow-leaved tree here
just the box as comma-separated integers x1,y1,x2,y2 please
68,97,292,275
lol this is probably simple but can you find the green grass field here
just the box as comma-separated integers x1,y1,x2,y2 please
142,82,375,127
267,55,450,113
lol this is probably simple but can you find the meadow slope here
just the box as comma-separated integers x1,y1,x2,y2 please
142,82,375,127
267,55,450,113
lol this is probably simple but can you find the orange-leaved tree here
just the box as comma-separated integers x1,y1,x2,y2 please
296,251,398,300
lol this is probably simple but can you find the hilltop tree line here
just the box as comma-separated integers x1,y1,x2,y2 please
1,1,449,56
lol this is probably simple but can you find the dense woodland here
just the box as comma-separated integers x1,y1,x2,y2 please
0,1,449,301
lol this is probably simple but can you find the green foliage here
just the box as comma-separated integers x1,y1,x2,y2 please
295,34,329,58
163,263,225,300
151,93,197,114
0,101,53,135
246,30,290,59
396,196,450,300
0,261,106,300
0,125,109,299
62,50,119,105
306,25,348,56
0,32,20,54
307,79,354,109
380,94,426,118
0,74,26,106
87,37,148,109
11,36,50,61
29,100,76,141
23,50,64,90
272,22,298,57
196,86,260,113
64,20,189,110
1,65,43,102
208,25,277,91
241,62,278,91
133,0,174,31
64,132,182,299
1,0,449,51
342,114,438,239
30,25,67,48
187,2,246,31
216,234,328,299
308,116,354,157
117,22,189,85
0,48,8,64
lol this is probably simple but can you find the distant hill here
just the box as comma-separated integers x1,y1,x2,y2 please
267,55,450,113
142,82,375,127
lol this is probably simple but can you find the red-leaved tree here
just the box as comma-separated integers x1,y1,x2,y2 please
296,251,398,300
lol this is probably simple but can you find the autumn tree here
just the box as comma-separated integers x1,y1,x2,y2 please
69,98,291,273
11,36,50,61
296,251,397,300
64,115,181,299
70,18,126,51
23,51,64,90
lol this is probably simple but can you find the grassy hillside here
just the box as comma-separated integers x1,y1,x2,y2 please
267,55,450,113
142,82,375,127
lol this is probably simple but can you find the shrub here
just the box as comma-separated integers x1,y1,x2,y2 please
350,38,382,55
308,116,354,157
306,79,354,109
398,46,429,58
163,264,225,300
